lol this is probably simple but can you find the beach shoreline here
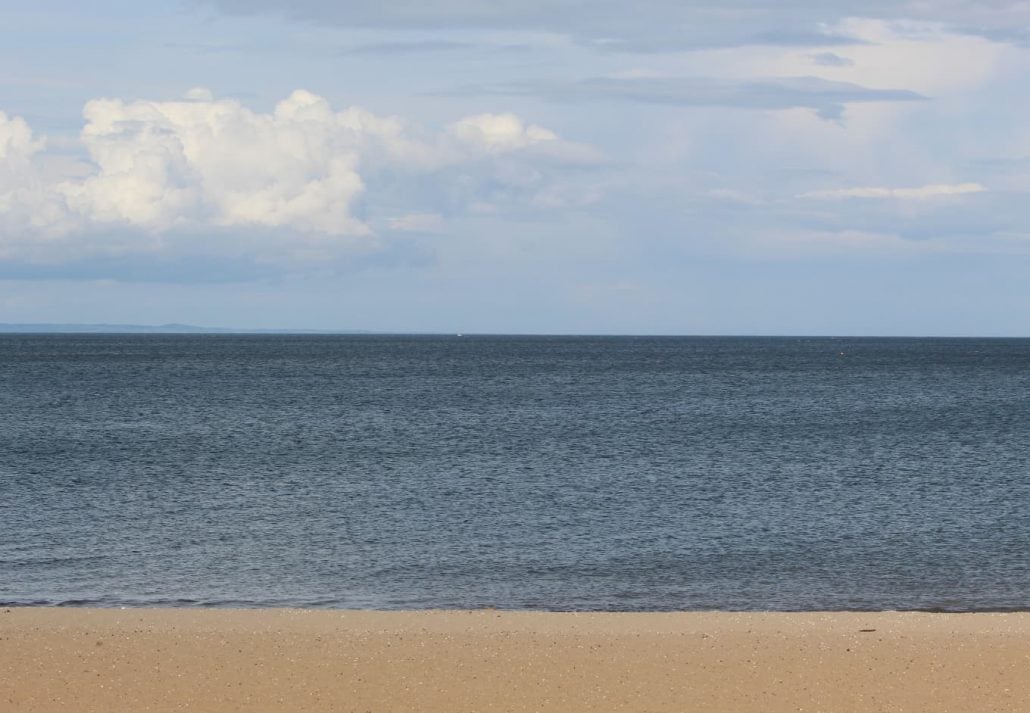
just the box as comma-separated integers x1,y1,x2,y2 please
2,607,1028,712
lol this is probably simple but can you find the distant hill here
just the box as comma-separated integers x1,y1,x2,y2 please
0,323,371,334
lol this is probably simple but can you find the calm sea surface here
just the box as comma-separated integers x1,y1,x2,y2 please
1,335,1028,611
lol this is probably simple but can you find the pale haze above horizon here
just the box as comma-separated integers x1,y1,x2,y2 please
2,1,1029,335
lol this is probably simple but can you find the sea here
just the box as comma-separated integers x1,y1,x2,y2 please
1,335,1028,612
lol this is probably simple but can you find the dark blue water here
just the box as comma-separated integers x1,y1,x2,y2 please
1,335,1028,611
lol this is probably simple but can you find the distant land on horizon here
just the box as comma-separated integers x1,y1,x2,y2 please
0,323,373,334
1,325,1026,338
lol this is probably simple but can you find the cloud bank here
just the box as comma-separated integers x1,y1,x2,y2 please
0,91,597,271
456,75,924,120
201,0,1030,50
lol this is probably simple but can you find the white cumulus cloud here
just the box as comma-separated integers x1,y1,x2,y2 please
449,113,558,152
61,90,412,236
0,111,70,245
0,90,598,270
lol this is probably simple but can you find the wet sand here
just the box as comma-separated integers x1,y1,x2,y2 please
1,608,1028,712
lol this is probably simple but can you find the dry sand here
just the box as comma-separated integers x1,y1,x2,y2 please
1,607,1029,712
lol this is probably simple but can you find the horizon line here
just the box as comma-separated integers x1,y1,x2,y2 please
0,323,1026,339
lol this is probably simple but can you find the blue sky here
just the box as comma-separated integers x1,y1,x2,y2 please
2,1,1029,334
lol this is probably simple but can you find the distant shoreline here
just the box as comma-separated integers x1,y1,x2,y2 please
0,323,372,334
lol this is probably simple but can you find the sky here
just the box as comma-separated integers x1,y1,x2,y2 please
2,1,1030,334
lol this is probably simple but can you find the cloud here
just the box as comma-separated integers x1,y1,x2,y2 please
449,113,558,152
453,75,925,120
792,188,1021,244
182,87,216,101
0,91,600,277
797,19,1010,95
0,111,43,186
63,90,372,236
585,28,865,54
0,111,66,237
799,183,987,199
199,0,1030,50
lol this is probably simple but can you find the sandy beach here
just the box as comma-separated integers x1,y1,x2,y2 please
2,609,1029,712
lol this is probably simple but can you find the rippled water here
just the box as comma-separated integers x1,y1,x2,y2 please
1,334,1028,611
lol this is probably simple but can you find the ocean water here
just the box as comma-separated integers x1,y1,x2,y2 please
1,334,1028,611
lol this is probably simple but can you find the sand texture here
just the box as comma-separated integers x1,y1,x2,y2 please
1,608,1029,712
